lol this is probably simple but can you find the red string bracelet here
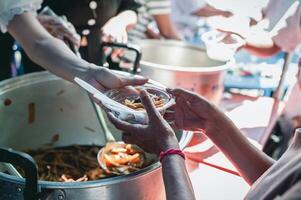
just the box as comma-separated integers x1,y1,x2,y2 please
159,149,185,162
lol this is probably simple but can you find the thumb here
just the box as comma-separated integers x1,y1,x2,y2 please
120,75,148,87
167,88,197,101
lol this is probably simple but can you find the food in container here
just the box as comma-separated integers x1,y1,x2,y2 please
104,83,175,124
15,143,154,182
123,91,165,111
17,145,106,182
98,142,154,175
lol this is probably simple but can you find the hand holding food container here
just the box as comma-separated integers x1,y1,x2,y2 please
74,77,175,124
74,76,177,173
202,30,245,61
107,90,180,156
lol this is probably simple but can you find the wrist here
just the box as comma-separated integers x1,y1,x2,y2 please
156,137,180,155
206,110,240,142
72,63,99,82
159,148,185,162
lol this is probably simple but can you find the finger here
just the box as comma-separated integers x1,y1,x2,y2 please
167,88,196,99
122,134,134,144
107,112,145,132
164,107,175,118
168,120,178,130
163,110,175,121
120,75,148,86
172,98,187,129
140,90,162,121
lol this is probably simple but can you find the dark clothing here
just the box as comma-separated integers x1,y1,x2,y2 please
0,33,14,81
5,0,140,77
245,130,301,199
42,0,140,65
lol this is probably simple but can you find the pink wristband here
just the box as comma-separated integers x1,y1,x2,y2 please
159,149,185,162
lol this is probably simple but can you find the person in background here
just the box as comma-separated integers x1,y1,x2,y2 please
0,0,147,90
27,0,141,68
0,0,141,79
128,0,181,41
108,61,301,199
171,0,232,40
213,0,301,58
213,0,301,148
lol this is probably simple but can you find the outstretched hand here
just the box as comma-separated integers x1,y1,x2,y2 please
82,65,148,91
107,90,179,155
165,88,221,133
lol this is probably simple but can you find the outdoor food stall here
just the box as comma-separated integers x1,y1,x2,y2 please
1,0,301,199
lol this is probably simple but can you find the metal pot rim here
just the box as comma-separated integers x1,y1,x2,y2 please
138,39,234,73
0,162,161,189
140,60,232,73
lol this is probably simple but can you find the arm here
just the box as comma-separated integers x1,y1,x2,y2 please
8,12,147,90
167,88,275,185
8,12,88,82
205,109,275,185
107,90,195,200
243,43,281,58
211,16,281,58
153,14,181,40
162,155,195,200
192,4,232,17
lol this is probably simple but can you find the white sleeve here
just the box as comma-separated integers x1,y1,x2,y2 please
0,0,43,33
146,0,171,15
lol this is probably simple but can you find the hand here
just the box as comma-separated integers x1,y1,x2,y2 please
82,64,148,91
207,16,251,38
101,17,128,43
165,88,222,132
37,15,80,48
107,90,179,155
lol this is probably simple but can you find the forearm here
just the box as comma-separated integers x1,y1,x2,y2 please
23,36,89,82
193,4,231,17
244,43,281,58
206,109,275,185
154,15,181,40
8,12,90,82
162,155,195,200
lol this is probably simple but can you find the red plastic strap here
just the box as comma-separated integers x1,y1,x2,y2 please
159,149,185,162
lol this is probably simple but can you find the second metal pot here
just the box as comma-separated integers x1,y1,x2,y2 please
137,40,232,104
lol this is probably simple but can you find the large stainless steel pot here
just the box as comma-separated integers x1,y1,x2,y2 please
137,40,232,104
0,71,192,200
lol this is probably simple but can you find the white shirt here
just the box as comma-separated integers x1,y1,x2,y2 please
171,0,206,37
0,0,42,33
